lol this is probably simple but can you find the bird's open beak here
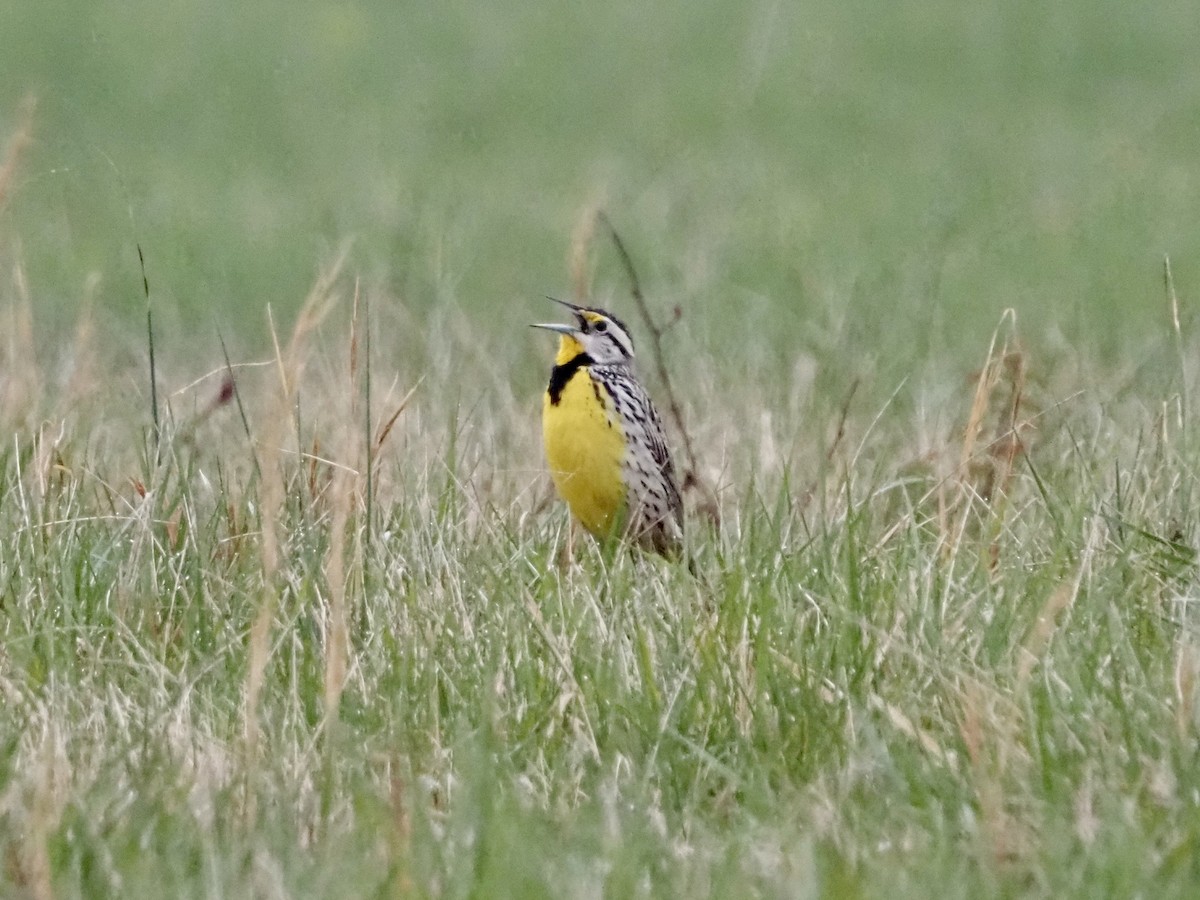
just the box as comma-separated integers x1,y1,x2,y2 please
531,296,586,334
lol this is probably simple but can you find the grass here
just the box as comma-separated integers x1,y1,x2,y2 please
3,1,1200,896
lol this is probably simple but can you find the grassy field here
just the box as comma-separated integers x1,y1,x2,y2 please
3,1,1200,896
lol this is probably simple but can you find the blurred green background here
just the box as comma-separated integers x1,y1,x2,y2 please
2,0,1199,373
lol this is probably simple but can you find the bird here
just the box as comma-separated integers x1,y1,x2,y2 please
532,297,684,559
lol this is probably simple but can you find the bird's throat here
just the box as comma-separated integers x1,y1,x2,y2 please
554,334,585,365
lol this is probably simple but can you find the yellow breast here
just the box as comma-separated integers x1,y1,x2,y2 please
542,365,627,539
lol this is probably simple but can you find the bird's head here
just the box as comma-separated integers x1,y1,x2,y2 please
531,298,635,367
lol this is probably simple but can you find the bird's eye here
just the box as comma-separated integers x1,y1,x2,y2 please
595,321,608,332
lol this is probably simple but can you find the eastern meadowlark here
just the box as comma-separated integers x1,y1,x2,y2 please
532,298,684,558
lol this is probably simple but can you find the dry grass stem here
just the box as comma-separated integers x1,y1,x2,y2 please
569,196,604,303
322,462,355,724
243,253,348,808
798,376,859,511
0,94,36,215
1164,254,1188,433
958,683,1029,869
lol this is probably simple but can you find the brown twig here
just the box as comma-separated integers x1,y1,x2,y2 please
595,211,719,523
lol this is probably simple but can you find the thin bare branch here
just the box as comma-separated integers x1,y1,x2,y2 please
596,211,718,523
